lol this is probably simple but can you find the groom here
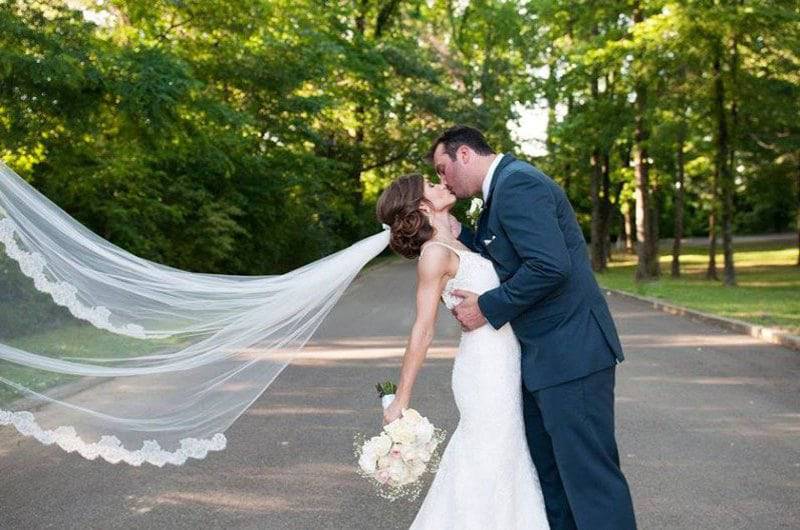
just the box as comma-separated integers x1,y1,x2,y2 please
428,125,636,530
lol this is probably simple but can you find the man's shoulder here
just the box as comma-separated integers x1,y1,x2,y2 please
494,158,555,193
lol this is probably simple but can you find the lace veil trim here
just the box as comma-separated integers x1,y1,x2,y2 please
0,217,146,339
0,410,226,466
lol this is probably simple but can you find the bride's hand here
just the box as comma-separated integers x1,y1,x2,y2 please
383,398,407,425
448,214,462,239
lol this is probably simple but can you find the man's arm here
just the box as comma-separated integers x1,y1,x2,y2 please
477,172,571,329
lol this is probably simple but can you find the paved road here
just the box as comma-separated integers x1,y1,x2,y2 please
1,258,798,529
614,232,796,252
664,232,796,247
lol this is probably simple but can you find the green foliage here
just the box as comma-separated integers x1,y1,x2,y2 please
530,0,800,240
0,0,464,273
0,0,797,278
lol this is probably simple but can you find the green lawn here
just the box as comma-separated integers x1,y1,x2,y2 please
0,325,178,407
596,241,800,335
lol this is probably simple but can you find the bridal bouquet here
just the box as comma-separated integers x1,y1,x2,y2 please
354,381,446,501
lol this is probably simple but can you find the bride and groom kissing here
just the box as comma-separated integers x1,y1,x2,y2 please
375,125,637,529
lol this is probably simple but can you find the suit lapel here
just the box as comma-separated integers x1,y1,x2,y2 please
475,153,516,252
484,153,516,212
476,205,488,250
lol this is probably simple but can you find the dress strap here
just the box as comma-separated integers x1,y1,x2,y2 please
419,240,463,259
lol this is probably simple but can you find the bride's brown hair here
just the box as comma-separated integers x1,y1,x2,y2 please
376,173,434,259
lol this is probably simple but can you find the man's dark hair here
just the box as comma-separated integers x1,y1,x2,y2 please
426,125,495,162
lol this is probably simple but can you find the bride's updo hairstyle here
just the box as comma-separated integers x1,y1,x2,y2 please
376,173,434,259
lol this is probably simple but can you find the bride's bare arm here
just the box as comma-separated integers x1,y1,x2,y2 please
383,244,453,424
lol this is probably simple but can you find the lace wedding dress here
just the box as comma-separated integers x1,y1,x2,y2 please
410,241,550,530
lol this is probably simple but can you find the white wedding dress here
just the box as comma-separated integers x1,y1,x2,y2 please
410,241,550,530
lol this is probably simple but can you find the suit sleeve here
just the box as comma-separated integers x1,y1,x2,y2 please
457,223,478,252
477,172,571,329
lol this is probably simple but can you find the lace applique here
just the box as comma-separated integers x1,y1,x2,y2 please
440,250,495,311
0,410,226,467
0,217,146,338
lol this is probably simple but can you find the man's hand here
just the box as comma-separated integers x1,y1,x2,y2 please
448,214,462,239
451,289,487,331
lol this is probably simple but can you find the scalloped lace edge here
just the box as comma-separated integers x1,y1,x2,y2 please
0,217,146,339
0,410,226,467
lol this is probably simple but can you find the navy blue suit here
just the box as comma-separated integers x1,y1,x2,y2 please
458,154,636,530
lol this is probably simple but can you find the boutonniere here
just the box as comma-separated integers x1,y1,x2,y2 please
467,197,484,229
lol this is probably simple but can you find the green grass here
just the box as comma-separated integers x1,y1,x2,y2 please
0,325,178,407
596,241,800,335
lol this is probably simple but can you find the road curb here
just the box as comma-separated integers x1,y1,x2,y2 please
605,289,800,353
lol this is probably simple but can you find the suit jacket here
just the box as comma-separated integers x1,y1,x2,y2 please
458,154,623,391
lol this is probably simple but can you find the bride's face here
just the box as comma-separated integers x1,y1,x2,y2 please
421,178,456,213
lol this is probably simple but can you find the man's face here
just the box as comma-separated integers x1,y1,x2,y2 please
432,143,472,199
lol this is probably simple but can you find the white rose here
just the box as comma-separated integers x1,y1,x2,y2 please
388,459,409,484
361,433,392,464
384,419,416,445
398,417,419,435
358,451,378,474
377,455,392,469
414,418,435,444
375,468,390,484
401,408,423,425
418,441,439,463
399,443,419,461
409,458,427,478
399,472,416,486
361,442,375,457
383,417,401,432
370,433,392,456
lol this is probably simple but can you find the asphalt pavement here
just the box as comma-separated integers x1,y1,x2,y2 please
1,257,798,529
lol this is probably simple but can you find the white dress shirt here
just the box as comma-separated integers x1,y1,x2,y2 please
482,154,503,202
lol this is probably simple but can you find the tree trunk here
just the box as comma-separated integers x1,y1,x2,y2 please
590,148,605,272
589,29,606,272
634,126,658,280
633,2,658,281
602,152,613,263
714,42,736,286
619,146,634,254
374,0,401,38
706,75,720,283
707,193,719,279
350,0,369,211
623,203,634,254
671,122,686,278
649,181,661,276
546,60,558,157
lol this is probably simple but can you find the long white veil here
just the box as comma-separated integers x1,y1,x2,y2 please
0,162,391,466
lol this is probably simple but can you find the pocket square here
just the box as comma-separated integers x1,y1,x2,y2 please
483,235,496,246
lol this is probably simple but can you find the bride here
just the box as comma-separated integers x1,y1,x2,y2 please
376,173,549,529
